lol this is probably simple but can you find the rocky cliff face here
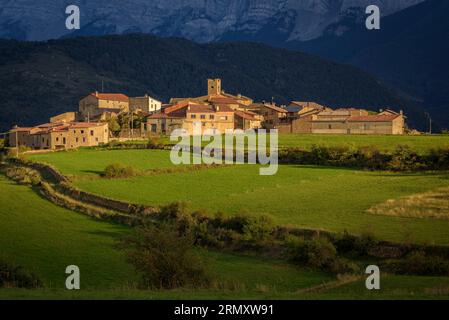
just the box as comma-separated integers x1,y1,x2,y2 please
0,0,424,42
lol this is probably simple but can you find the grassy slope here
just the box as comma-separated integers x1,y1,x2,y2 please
3,161,449,299
153,134,449,153
28,149,449,244
0,176,135,289
277,134,449,153
2,275,449,300
0,176,331,298
76,166,449,244
28,149,177,179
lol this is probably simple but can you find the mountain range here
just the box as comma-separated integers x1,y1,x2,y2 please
0,0,423,42
0,0,447,131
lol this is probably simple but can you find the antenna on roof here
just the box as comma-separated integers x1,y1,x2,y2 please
101,80,104,93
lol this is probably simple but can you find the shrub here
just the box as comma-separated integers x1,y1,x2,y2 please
157,202,198,235
288,237,337,268
214,213,274,242
278,145,449,171
334,231,379,256
387,145,426,171
0,258,42,288
287,237,359,274
5,166,41,185
103,163,137,178
359,146,391,170
427,148,449,170
147,137,162,149
120,223,211,289
383,251,449,276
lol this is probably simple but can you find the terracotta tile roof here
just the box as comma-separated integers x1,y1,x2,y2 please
347,114,400,122
148,113,183,119
188,105,215,113
68,122,106,128
209,96,240,104
214,105,234,112
30,129,49,135
263,104,288,113
234,110,258,121
90,93,129,102
290,101,326,109
380,109,400,115
164,102,190,114
9,127,34,132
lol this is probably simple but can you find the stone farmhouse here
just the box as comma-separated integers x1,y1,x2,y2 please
276,103,405,135
145,79,262,135
9,121,109,150
8,78,407,151
79,92,130,121
129,94,162,113
144,79,405,136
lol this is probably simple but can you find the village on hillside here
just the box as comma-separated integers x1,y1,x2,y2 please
8,79,406,150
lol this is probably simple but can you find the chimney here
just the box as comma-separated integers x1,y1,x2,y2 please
95,91,99,97
400,110,404,115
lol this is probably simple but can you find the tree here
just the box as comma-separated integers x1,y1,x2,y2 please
120,223,211,289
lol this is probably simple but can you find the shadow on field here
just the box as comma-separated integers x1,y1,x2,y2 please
287,165,357,172
83,229,125,239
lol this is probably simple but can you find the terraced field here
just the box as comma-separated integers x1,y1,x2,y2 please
0,175,332,298
28,149,449,244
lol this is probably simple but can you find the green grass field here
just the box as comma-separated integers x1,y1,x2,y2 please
148,133,449,154
7,138,449,299
277,134,449,153
0,175,333,298
107,134,449,154
28,149,449,245
27,149,177,179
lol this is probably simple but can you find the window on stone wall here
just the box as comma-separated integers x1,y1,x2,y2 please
90,130,94,136
201,115,206,119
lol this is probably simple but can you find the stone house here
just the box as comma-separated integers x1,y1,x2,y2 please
9,122,109,150
170,78,253,107
79,92,129,120
251,103,288,129
145,113,184,135
129,94,162,113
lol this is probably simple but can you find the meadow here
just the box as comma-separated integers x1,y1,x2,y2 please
151,133,449,153
0,176,332,298
6,134,449,299
28,148,449,245
277,134,449,153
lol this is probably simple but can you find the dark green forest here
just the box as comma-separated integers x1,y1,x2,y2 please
0,34,426,131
